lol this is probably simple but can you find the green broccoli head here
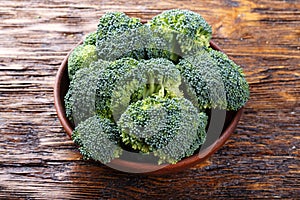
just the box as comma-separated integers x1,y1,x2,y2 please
67,44,98,80
118,96,207,164
147,9,212,63
110,58,183,121
95,57,139,120
65,57,139,123
207,48,250,110
64,59,110,124
96,12,142,41
72,115,122,164
177,50,227,110
83,31,97,46
96,12,145,60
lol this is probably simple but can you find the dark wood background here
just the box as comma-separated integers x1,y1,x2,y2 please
0,0,299,199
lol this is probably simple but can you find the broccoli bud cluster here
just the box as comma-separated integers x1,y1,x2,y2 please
65,10,249,165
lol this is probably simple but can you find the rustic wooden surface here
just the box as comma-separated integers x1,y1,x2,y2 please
0,0,299,199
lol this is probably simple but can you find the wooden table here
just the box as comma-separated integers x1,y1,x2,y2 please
0,0,299,199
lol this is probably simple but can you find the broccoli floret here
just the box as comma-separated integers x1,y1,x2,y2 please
97,26,148,61
95,57,139,120
83,31,97,46
207,48,250,110
177,50,227,110
147,9,212,63
110,58,183,120
96,12,142,41
72,115,122,164
65,57,139,123
118,96,207,164
67,44,98,80
95,12,145,60
65,59,110,124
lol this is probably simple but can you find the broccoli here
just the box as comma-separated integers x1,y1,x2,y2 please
67,31,98,80
72,115,122,164
207,48,250,110
177,50,227,110
147,9,212,63
110,58,183,120
64,9,250,167
96,12,142,42
95,57,139,120
64,59,110,124
177,49,250,111
83,31,97,46
65,57,138,123
68,12,143,80
118,96,207,164
67,44,98,80
95,12,145,61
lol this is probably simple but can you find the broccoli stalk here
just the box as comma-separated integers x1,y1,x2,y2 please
170,30,182,62
144,72,156,98
142,73,168,99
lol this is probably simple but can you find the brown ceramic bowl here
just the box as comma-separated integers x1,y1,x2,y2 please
54,40,244,175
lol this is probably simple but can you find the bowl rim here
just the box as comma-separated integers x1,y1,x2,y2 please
54,40,244,175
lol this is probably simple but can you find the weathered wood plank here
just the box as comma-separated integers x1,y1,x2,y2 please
0,0,299,199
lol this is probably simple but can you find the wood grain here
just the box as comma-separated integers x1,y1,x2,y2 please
0,0,299,199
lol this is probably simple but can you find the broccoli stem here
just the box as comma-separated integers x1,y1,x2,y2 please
170,33,180,63
170,51,179,63
140,69,175,100
158,77,165,97
148,74,155,96
143,74,156,99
